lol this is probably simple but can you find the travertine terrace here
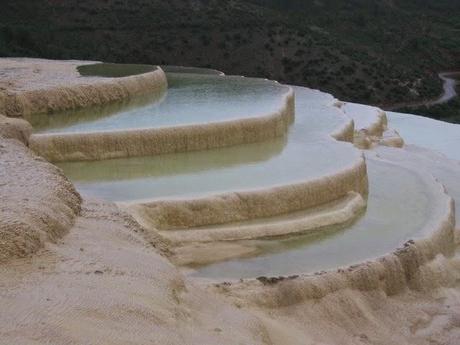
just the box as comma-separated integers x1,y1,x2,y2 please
1,58,460,345
30,73,294,162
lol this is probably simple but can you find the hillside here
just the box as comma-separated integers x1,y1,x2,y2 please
1,0,459,106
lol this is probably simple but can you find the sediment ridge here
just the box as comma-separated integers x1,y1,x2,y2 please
119,87,365,242
158,192,365,243
123,156,367,231
0,135,81,263
0,59,167,118
330,115,354,143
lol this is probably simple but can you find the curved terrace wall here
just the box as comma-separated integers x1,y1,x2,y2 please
0,64,167,118
29,88,295,162
337,102,402,149
158,192,366,243
342,103,388,137
219,176,455,308
124,156,368,230
330,116,354,143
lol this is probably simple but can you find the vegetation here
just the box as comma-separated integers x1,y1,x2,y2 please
1,0,459,112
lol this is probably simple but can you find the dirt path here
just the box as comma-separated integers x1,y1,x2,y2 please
384,72,460,111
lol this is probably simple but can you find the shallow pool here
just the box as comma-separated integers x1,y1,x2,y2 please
33,73,290,134
191,157,440,279
57,86,357,202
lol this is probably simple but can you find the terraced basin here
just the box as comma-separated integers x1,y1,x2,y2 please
51,76,455,281
33,73,291,134
192,155,451,279
29,71,294,162
56,86,356,202
55,84,366,249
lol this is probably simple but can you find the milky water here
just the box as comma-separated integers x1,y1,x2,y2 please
57,86,358,202
33,73,290,134
192,157,438,279
190,112,460,279
54,75,449,279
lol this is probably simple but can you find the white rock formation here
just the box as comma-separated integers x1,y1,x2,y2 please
1,59,460,345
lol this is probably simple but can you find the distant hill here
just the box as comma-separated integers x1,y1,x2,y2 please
1,0,459,106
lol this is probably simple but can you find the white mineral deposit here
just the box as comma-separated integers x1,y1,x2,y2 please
1,58,460,345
